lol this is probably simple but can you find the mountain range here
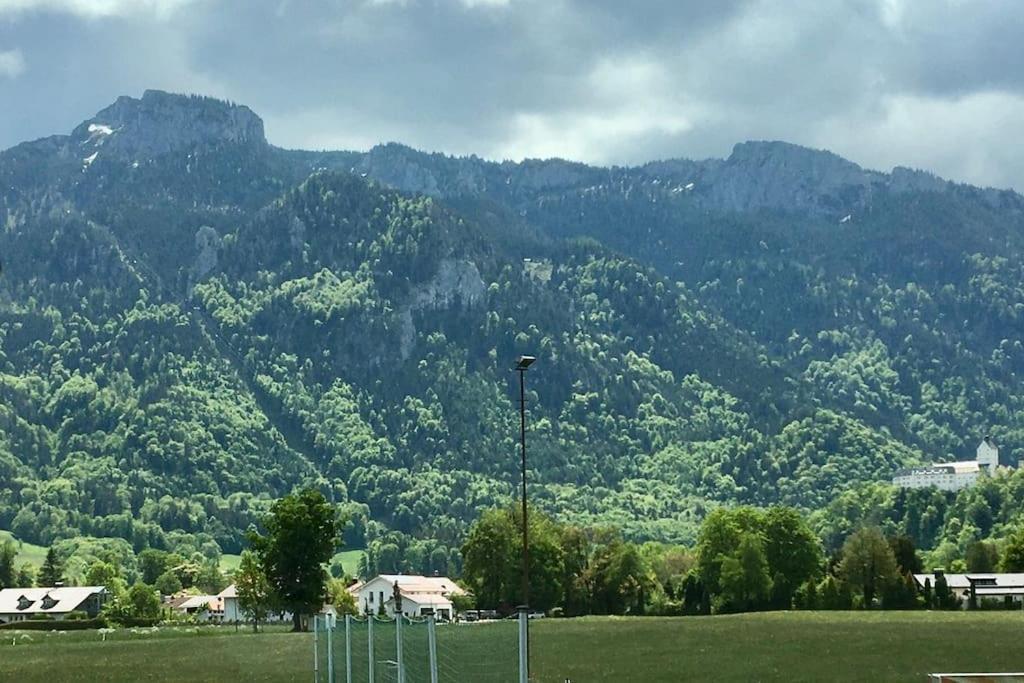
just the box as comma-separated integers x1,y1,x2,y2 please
2,90,1022,569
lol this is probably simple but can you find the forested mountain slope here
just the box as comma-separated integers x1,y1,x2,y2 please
1,91,1022,567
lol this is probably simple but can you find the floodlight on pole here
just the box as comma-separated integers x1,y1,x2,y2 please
514,353,536,679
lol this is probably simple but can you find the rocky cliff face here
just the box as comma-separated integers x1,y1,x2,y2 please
342,139,966,221
69,90,266,160
698,141,885,215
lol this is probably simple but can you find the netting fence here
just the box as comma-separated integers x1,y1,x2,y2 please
313,613,524,683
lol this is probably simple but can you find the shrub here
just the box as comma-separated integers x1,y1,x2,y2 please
0,618,107,631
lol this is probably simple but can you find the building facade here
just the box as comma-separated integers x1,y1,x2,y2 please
0,586,107,624
351,574,464,620
892,437,1000,491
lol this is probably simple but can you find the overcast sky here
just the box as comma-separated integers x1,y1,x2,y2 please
1,0,1023,189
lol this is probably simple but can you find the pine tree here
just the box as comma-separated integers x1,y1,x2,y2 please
38,547,64,587
0,541,16,588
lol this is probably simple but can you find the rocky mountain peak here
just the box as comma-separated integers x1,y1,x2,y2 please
70,90,266,160
697,140,887,216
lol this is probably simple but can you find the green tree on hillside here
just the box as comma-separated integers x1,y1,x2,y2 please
887,535,922,575
965,541,999,573
0,541,16,588
138,549,172,585
15,564,36,587
127,584,161,619
235,550,274,632
86,561,127,597
38,547,65,587
587,531,651,615
1000,529,1024,572
717,533,772,613
461,504,565,612
248,489,343,631
155,570,182,596
762,507,822,608
695,507,763,596
838,528,899,609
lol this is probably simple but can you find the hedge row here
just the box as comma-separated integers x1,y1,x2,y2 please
0,617,160,631
0,618,107,631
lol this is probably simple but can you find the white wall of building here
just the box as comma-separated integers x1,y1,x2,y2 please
977,437,999,472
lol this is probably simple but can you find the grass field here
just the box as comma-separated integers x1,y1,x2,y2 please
3,611,1024,681
0,529,47,568
221,549,364,576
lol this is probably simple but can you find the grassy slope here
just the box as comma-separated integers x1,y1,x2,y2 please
3,612,1024,681
0,530,47,568
220,550,364,577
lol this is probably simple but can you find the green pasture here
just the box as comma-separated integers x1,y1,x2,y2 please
3,611,1024,681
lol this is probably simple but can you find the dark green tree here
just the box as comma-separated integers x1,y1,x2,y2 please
235,550,274,632
1000,529,1024,572
155,570,183,596
0,540,16,588
38,547,65,587
763,507,822,608
934,573,957,609
717,533,772,613
138,549,172,585
248,489,343,631
887,535,923,574
965,541,999,573
838,528,898,609
127,584,161,619
461,504,565,612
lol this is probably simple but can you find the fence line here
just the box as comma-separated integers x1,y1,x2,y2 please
313,612,524,683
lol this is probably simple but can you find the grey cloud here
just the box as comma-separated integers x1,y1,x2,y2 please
1,0,1023,190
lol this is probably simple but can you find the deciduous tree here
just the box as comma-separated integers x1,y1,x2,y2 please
838,528,898,608
248,489,342,631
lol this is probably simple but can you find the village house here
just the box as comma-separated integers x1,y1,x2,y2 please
217,584,293,624
173,594,224,622
912,572,1024,608
0,586,107,624
350,574,465,620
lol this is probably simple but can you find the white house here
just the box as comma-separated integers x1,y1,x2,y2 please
893,437,1000,491
174,594,224,622
0,586,107,624
352,575,465,620
913,572,1024,608
219,584,240,622
218,584,293,624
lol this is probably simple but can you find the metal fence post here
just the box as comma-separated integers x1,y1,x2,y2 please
368,616,375,683
345,614,352,683
427,616,439,683
313,615,320,683
327,614,334,683
396,614,406,683
518,609,528,683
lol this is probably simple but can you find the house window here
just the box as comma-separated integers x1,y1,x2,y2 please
379,591,384,606
369,593,374,603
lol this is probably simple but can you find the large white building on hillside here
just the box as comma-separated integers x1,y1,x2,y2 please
893,437,1000,491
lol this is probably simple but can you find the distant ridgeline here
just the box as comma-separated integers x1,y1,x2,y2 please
1,90,1024,567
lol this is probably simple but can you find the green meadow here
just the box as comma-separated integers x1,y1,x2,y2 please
2,611,1024,682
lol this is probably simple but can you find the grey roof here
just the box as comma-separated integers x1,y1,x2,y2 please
913,573,1024,590
0,586,106,615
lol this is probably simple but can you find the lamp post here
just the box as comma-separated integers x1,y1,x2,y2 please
515,354,535,679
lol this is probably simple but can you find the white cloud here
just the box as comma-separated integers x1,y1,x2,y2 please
812,90,1024,190
0,48,25,78
0,0,196,19
493,56,697,162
